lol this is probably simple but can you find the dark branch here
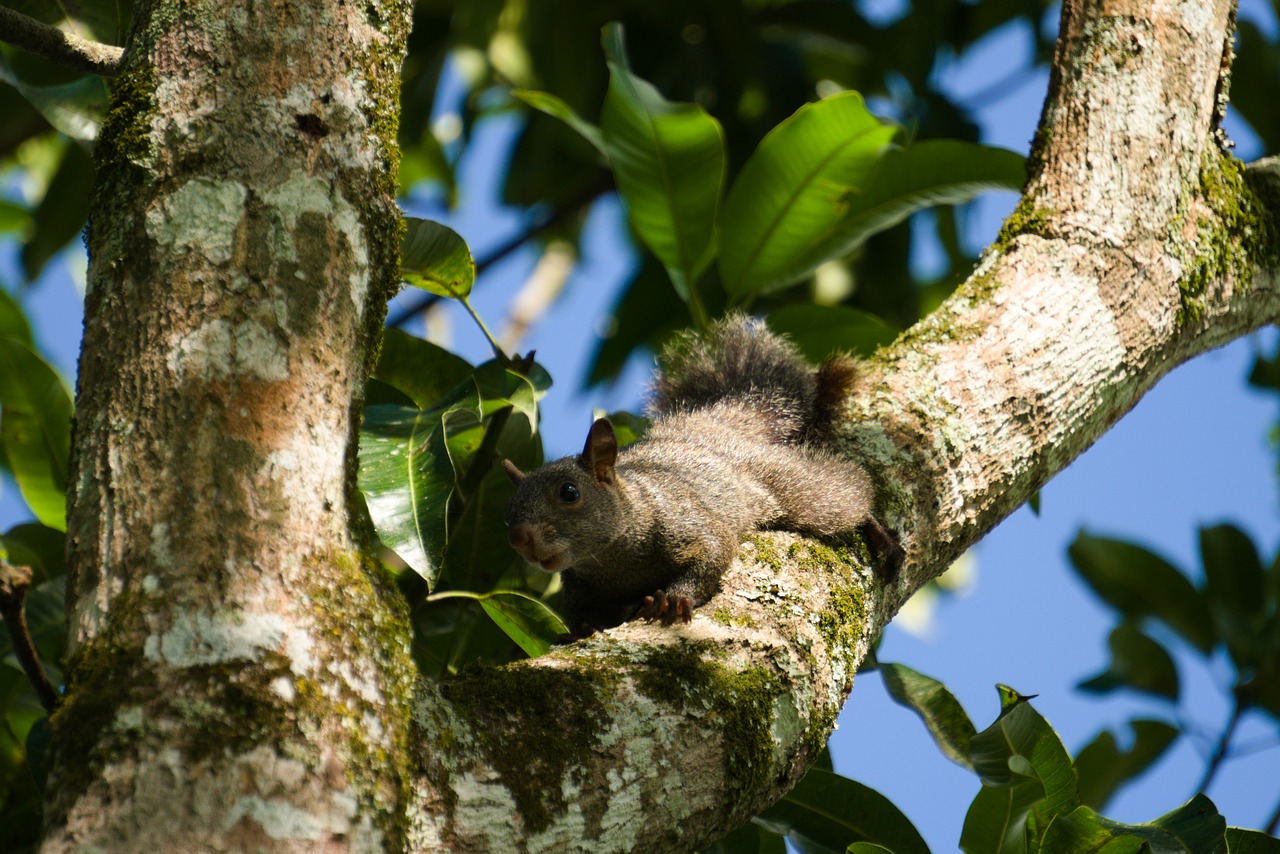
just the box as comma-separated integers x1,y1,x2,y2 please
0,6,123,78
0,561,60,713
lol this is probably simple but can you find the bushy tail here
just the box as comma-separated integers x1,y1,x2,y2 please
651,313,855,443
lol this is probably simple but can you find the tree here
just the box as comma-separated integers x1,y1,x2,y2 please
0,0,1277,851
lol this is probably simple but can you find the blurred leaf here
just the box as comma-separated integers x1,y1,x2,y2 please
757,767,930,854
703,819,788,853
1039,796,1226,854
0,337,72,531
1232,22,1280,153
1200,524,1269,670
766,304,897,362
1074,719,1179,811
0,199,31,236
358,382,482,588
1225,827,1280,853
0,56,107,141
600,23,725,302
399,128,457,203
0,523,66,585
880,662,976,769
0,288,34,344
372,328,476,409
401,217,475,299
586,257,684,386
513,89,606,155
1078,622,1180,701
1068,533,1214,654
595,410,648,447
719,91,897,298
22,140,92,281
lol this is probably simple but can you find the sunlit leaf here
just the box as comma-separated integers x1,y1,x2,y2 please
401,217,475,299
478,591,568,657
512,89,606,155
766,304,897,362
599,23,725,302
718,91,897,297
372,328,475,409
1039,796,1226,854
358,382,481,588
0,56,107,141
879,662,976,769
0,338,72,531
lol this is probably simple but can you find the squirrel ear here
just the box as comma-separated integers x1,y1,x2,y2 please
501,459,525,485
583,418,617,483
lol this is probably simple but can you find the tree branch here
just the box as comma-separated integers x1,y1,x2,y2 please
0,7,123,78
0,561,60,713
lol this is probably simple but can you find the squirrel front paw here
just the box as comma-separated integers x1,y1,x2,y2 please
636,590,693,624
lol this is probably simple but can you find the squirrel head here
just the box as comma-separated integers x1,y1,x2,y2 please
502,418,622,573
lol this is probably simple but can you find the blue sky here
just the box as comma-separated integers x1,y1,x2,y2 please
3,2,1279,848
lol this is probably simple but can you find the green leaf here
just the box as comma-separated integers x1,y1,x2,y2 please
0,56,108,141
599,23,725,302
765,304,898,362
1078,622,1180,701
1200,524,1268,670
1225,826,1280,853
372,328,476,409
22,139,93,281
968,692,1077,822
478,591,568,657
1075,719,1179,811
847,845,896,854
0,288,34,345
401,217,475,298
1039,797,1226,854
358,382,482,588
703,819,788,853
718,91,897,298
0,338,72,530
756,767,930,854
879,662,976,769
959,779,1046,854
0,523,66,585
512,89,606,155
829,141,1023,256
1068,533,1214,654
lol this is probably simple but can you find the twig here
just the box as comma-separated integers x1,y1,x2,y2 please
0,7,123,78
1193,698,1242,796
0,561,60,713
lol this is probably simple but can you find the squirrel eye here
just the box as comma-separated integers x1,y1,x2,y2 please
558,482,580,503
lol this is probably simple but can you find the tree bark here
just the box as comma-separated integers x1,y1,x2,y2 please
42,0,1280,852
44,0,416,849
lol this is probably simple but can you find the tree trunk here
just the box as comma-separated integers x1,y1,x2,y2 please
42,0,1280,852
44,1,416,849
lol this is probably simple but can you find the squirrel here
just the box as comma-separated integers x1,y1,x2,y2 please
501,313,903,631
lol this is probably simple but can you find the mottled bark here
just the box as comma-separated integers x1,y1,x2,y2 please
44,0,415,849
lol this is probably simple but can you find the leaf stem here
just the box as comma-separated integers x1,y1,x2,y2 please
1194,697,1243,796
0,561,60,713
459,295,507,362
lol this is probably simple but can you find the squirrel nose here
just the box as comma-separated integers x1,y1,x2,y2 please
508,523,534,550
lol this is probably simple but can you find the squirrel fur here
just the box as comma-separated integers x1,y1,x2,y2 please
502,313,902,631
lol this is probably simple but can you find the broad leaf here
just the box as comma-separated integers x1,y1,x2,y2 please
0,338,72,531
0,523,66,585
1078,622,1180,701
960,779,1046,854
0,289,33,344
757,767,930,854
1225,826,1280,853
766,304,897,362
718,91,897,298
1075,719,1179,811
879,662,976,769
373,328,475,409
1068,533,1214,654
401,217,475,299
1200,524,1269,670
478,591,568,657
600,23,725,302
0,56,107,141
1039,797,1226,854
358,382,482,588
512,89,606,155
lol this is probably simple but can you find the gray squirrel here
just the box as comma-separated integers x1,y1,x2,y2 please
502,313,902,631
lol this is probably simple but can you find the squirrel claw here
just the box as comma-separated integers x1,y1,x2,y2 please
636,590,693,624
